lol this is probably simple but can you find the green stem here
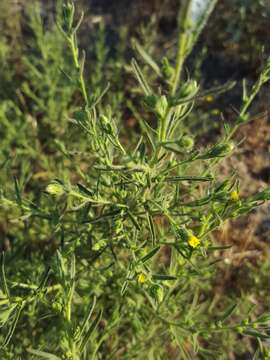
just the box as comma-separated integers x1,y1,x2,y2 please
69,35,89,106
171,1,191,96
171,32,187,97
156,2,191,151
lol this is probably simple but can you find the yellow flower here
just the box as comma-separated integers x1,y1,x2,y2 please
211,108,220,115
137,273,147,284
205,95,214,102
188,235,200,249
230,190,240,202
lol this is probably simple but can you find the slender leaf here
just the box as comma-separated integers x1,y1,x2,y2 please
218,303,237,322
27,348,61,360
79,309,103,352
131,58,152,96
152,274,177,281
2,303,23,348
78,296,97,340
140,246,160,264
133,40,161,76
0,252,10,300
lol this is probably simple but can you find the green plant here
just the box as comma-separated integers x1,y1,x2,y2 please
1,1,270,359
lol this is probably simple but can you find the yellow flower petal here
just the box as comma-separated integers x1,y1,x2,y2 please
188,235,200,248
230,190,240,201
137,273,147,284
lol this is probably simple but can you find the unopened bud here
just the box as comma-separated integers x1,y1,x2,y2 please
149,284,164,303
161,57,175,79
46,181,65,196
178,135,194,150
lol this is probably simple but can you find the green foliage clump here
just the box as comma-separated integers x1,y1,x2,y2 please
0,1,270,359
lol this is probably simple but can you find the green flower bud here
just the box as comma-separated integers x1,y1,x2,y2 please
179,80,198,98
149,284,164,303
236,326,244,334
46,181,65,196
178,135,194,150
62,3,75,33
52,301,63,313
100,115,113,135
93,240,106,251
144,95,168,118
161,57,175,79
155,95,168,118
65,350,73,360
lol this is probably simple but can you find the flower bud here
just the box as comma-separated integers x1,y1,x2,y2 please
144,95,168,118
179,80,198,98
62,3,75,34
155,95,168,118
46,181,65,196
149,284,164,303
178,135,194,150
93,240,106,251
100,115,113,135
161,57,175,79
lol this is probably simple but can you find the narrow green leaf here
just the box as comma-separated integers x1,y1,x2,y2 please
2,303,23,348
27,348,61,360
0,305,17,327
140,246,160,264
252,348,262,360
171,81,235,106
121,281,129,296
77,183,93,197
198,81,236,99
152,274,177,281
256,313,270,323
79,309,103,352
244,329,270,340
207,245,233,251
127,211,141,231
133,40,161,76
78,296,97,340
147,213,157,245
131,58,152,96
218,303,237,322
14,177,22,205
127,99,156,151
0,252,10,300
165,175,213,182
36,268,51,293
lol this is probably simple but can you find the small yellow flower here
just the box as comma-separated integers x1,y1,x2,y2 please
137,273,147,284
188,235,200,249
230,190,240,202
211,108,220,115
205,95,214,102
